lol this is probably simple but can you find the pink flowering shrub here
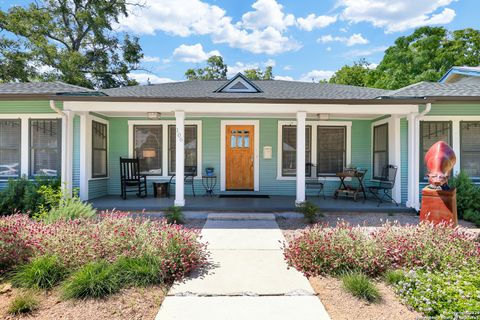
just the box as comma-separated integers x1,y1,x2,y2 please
283,221,480,277
0,214,44,273
0,212,208,281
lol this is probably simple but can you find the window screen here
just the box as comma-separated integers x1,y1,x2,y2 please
134,125,162,175
281,126,311,177
0,120,21,178
30,119,62,176
92,121,107,178
420,121,451,180
460,121,480,178
373,123,388,179
317,126,346,175
168,125,197,175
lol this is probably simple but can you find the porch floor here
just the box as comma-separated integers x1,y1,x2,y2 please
90,195,412,213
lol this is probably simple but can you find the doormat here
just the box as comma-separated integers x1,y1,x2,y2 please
219,194,270,199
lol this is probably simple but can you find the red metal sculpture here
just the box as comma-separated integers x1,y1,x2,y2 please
420,141,458,225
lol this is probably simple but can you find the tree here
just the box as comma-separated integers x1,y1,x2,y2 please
185,55,228,80
0,1,144,89
244,66,274,80
329,59,373,87
370,27,480,89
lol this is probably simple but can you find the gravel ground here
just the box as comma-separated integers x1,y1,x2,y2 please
0,285,167,320
310,276,421,320
277,212,478,240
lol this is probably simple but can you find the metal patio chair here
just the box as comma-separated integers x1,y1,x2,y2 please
305,163,326,199
169,166,197,197
368,164,398,207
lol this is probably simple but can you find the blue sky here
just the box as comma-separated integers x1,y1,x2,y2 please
1,0,479,83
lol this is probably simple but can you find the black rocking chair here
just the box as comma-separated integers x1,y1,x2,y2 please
169,166,197,197
368,164,398,207
305,163,326,199
120,157,147,200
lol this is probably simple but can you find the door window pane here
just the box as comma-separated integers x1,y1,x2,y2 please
134,125,162,175
0,120,21,178
169,125,197,175
281,126,311,176
92,121,108,178
420,121,451,180
30,119,61,176
373,123,388,179
317,126,346,175
460,121,480,178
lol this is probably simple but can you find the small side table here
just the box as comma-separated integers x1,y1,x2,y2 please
153,182,169,198
202,175,217,197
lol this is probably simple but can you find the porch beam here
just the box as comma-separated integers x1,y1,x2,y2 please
174,111,185,207
64,101,419,115
295,111,306,206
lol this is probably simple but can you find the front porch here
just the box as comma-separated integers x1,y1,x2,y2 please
90,195,411,213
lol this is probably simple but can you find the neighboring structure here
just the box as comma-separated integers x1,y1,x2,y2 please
439,66,480,84
1,73,479,210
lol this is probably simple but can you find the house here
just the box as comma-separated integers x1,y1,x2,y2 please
0,73,479,211
439,66,480,84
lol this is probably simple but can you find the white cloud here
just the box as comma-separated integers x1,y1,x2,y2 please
297,14,337,31
173,43,220,63
345,46,388,57
117,0,300,55
129,73,176,84
241,0,295,31
317,33,369,46
340,27,348,33
141,55,161,63
299,70,335,82
226,59,276,77
338,0,456,33
264,59,276,67
274,75,294,81
283,65,292,71
326,47,332,51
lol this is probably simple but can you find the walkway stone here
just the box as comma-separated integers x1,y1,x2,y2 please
156,215,330,320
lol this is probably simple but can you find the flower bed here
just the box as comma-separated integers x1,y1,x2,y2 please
1,212,208,282
283,222,479,277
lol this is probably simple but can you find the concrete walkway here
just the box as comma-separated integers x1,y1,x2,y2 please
156,213,330,320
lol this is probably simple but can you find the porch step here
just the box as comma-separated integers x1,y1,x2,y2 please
207,213,275,221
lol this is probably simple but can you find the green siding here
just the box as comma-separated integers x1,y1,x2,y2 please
89,179,108,199
0,100,61,113
108,118,130,195
426,103,480,116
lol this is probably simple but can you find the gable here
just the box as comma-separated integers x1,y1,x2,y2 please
215,73,262,93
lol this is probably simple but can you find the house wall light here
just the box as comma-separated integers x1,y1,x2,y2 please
317,113,330,120
147,112,161,120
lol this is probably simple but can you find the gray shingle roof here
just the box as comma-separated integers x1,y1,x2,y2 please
0,81,93,95
386,82,480,98
102,80,391,100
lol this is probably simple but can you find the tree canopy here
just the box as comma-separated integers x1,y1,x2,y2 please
0,0,144,89
329,27,480,89
243,66,274,80
185,56,228,80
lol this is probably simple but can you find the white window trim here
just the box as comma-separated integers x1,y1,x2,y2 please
421,116,480,177
0,114,62,178
277,120,352,181
89,116,109,180
127,120,202,179
220,120,260,192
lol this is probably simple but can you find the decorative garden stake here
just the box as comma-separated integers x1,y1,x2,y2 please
419,141,458,226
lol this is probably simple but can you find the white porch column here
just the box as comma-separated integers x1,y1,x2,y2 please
295,111,306,205
406,113,416,208
174,111,185,207
61,111,75,195
79,113,90,201
390,115,402,203
413,114,421,210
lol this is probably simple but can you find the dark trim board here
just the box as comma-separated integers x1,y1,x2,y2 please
219,194,270,199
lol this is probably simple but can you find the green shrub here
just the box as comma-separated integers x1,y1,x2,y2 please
165,206,184,224
12,255,67,289
0,176,60,217
8,291,39,315
297,201,320,224
342,272,381,303
114,255,162,287
62,261,120,299
385,269,405,285
450,171,480,222
43,194,96,223
394,265,480,317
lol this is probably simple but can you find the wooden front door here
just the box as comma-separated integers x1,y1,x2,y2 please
226,125,254,190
